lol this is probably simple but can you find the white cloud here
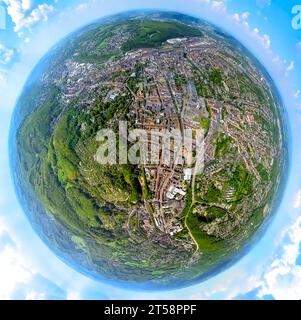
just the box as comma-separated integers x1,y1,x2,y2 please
3,1,55,32
231,11,250,23
211,1,226,12
258,216,301,300
0,43,15,65
0,216,69,300
252,27,271,49
200,0,272,53
241,12,250,20
0,219,34,299
294,190,301,209
25,291,46,300
231,13,241,23
21,0,31,11
286,61,294,72
230,11,271,50
294,90,300,99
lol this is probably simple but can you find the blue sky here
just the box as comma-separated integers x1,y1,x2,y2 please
1,0,301,300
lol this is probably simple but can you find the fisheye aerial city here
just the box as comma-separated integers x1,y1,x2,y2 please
9,11,287,288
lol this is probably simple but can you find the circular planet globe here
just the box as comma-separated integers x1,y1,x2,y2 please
10,11,288,289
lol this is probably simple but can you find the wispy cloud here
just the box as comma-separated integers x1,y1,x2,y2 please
286,61,295,73
252,27,271,49
256,0,271,8
0,43,15,65
210,1,226,12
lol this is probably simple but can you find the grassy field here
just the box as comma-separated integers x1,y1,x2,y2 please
186,207,224,252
